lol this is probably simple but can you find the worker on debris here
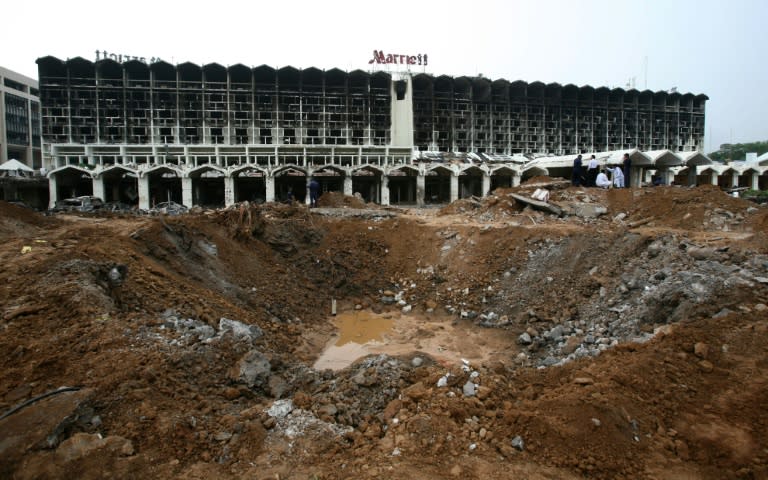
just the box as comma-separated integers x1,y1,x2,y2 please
286,187,294,204
309,179,320,207
595,169,612,189
622,152,632,188
571,154,583,186
586,155,599,187
612,165,625,188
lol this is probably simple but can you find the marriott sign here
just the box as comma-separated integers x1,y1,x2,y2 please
368,50,428,66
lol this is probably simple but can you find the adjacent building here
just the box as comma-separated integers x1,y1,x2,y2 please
0,65,41,167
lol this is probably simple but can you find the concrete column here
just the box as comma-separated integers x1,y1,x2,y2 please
305,182,311,206
481,173,491,197
381,176,390,206
266,175,275,203
687,168,697,187
92,176,105,201
449,174,459,203
512,174,521,187
182,177,193,207
48,174,58,209
138,175,150,210
663,169,674,186
224,176,235,207
730,172,739,189
416,174,425,207
343,176,353,197
750,172,759,191
710,172,718,186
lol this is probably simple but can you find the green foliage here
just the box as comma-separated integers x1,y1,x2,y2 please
708,140,768,162
743,189,768,198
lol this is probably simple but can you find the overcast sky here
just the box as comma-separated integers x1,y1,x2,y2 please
3,0,766,154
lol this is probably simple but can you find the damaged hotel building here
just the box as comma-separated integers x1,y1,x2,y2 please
38,55,748,210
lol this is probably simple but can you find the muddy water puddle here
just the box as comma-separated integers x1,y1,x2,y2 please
313,309,518,371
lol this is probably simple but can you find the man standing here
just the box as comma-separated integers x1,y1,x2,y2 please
572,154,583,186
612,165,625,188
622,153,632,188
309,178,320,207
586,155,599,187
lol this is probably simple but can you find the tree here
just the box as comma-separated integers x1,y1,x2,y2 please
708,140,768,162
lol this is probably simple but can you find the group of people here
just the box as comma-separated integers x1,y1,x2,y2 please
572,153,632,189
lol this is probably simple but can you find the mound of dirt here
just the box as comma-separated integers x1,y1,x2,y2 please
317,191,369,209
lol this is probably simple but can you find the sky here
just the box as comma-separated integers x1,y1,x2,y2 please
2,0,766,154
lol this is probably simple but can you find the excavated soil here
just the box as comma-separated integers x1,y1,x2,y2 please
1,183,767,480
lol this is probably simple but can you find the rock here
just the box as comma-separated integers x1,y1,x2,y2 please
462,381,477,397
214,431,232,442
437,374,450,388
403,382,430,401
561,336,582,355
425,299,438,310
541,356,559,367
693,342,709,359
56,433,134,462
231,351,271,388
573,377,594,385
613,212,627,222
511,435,525,451
222,387,241,400
411,356,424,368
383,290,395,297
219,317,263,342
381,296,395,305
713,308,733,319
755,303,768,312
698,360,714,372
591,418,601,427
266,399,293,418
687,247,716,261
318,404,338,418
402,304,412,313
518,332,532,345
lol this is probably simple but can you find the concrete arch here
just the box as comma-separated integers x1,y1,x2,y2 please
49,166,95,203
521,166,548,180
145,165,183,207
650,150,684,168
141,164,183,178
427,164,456,175
459,164,489,175
352,165,384,203
353,164,385,176
681,151,712,167
311,164,347,176
100,166,139,205
231,165,268,177
490,165,518,190
273,165,308,177
387,164,419,176
273,165,308,203
188,164,226,178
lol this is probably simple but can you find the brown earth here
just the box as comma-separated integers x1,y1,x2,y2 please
0,184,767,480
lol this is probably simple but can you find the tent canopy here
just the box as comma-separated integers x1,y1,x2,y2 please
0,159,34,172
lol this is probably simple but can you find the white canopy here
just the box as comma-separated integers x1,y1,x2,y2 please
0,159,34,172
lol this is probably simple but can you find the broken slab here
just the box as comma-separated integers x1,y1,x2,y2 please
508,193,563,216
562,203,608,218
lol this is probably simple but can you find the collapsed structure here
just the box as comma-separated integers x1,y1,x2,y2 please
37,56,764,210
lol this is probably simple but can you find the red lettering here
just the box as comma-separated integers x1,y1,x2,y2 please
408,56,416,65
423,54,428,66
399,55,406,64
385,54,394,64
368,50,385,64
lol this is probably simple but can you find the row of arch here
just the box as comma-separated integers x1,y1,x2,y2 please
47,162,541,210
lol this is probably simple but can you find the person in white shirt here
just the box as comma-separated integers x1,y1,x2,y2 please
612,166,625,188
586,155,599,187
595,169,612,188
